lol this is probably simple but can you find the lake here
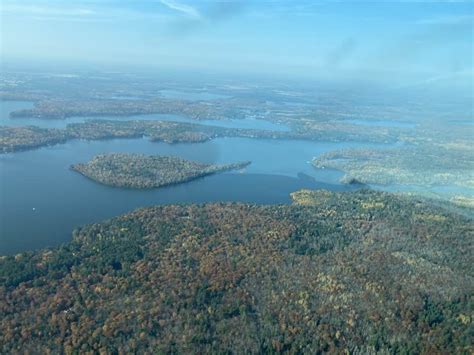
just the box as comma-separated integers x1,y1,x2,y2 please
0,100,389,255
0,136,381,255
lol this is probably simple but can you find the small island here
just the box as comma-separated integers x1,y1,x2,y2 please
71,153,251,189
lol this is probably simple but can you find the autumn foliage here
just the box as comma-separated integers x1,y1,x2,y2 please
0,190,472,353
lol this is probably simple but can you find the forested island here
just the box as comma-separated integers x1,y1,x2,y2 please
71,153,251,189
0,120,267,153
0,118,399,154
1,189,472,353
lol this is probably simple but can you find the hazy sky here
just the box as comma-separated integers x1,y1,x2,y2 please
1,0,473,84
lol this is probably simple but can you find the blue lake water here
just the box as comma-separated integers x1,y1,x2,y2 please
1,99,456,255
0,136,378,255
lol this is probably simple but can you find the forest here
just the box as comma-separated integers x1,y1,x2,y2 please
1,189,472,354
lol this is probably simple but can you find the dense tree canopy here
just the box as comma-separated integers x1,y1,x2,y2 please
1,190,472,353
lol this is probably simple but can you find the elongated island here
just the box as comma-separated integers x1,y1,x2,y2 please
71,153,251,189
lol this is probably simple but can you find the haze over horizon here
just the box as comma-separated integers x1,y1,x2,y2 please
1,0,473,89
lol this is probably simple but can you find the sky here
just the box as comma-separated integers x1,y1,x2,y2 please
1,0,473,86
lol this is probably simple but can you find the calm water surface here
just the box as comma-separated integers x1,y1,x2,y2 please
0,100,390,254
0,137,369,255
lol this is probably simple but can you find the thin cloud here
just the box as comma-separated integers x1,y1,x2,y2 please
159,0,202,19
1,4,96,17
1,2,173,23
326,38,358,68
163,1,247,36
